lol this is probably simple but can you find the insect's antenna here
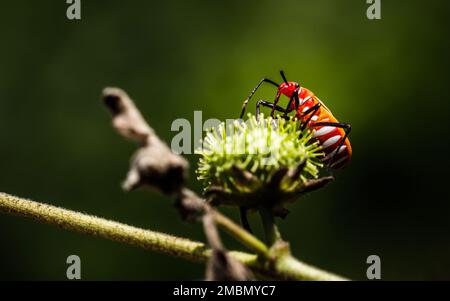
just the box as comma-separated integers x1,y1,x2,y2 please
280,70,288,84
265,78,280,87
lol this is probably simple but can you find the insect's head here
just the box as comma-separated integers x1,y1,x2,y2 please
278,70,299,98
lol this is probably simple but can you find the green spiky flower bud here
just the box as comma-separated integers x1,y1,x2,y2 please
196,114,332,216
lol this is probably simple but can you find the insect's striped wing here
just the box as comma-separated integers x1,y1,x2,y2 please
315,96,333,114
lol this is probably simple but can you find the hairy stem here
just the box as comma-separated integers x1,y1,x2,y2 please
0,192,209,261
213,210,270,259
0,192,347,281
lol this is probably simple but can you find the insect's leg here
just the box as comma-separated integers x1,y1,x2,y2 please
256,99,287,118
312,121,351,168
239,207,253,233
240,78,279,119
299,103,321,132
282,92,298,119
269,91,282,118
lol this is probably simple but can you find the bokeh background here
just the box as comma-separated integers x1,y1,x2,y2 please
0,0,449,280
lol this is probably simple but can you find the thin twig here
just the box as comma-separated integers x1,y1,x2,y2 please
259,206,282,246
0,192,347,281
176,188,270,259
212,210,270,259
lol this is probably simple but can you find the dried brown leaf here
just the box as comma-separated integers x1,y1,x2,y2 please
102,87,188,195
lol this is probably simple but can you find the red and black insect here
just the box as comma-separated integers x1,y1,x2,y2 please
240,70,352,169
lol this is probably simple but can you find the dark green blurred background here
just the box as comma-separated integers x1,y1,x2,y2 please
1,0,449,280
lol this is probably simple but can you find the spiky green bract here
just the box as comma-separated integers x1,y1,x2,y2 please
196,114,324,196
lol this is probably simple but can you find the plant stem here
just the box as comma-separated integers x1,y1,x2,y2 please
0,192,347,281
213,211,270,259
259,206,282,246
0,192,209,261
